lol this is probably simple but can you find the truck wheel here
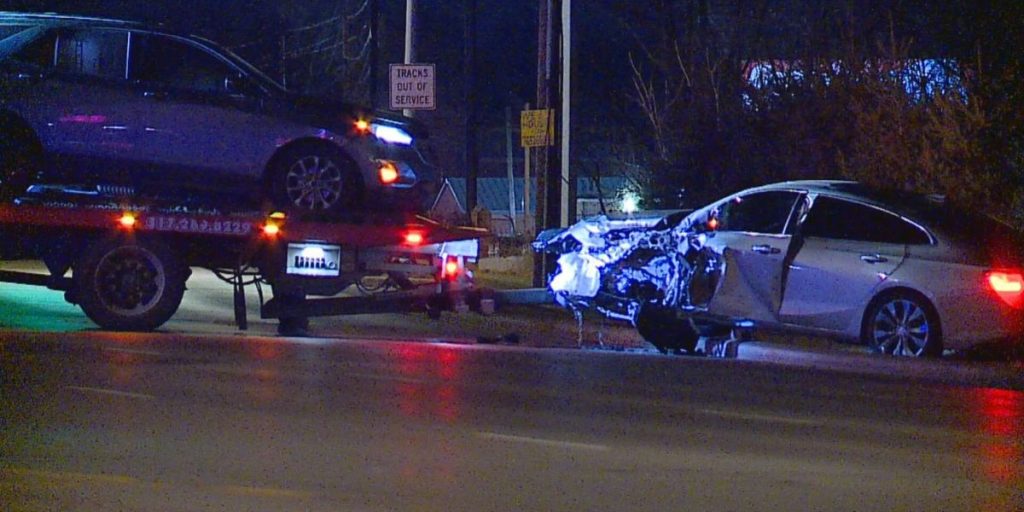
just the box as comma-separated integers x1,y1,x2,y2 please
75,237,187,331
634,303,699,354
268,144,361,219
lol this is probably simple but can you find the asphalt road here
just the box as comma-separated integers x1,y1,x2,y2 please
2,330,1022,512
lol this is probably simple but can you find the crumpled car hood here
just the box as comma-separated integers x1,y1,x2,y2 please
533,214,717,312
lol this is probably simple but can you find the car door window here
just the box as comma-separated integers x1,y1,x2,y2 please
717,191,800,235
129,34,238,95
801,196,932,244
55,29,128,80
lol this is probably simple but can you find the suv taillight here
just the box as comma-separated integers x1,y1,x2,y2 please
987,271,1024,308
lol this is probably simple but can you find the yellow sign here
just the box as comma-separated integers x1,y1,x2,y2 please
520,109,554,148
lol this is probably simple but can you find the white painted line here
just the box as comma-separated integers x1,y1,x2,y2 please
699,408,823,427
102,347,165,357
66,386,155,400
477,432,610,452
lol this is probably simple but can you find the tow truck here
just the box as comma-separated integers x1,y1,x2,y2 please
0,191,488,333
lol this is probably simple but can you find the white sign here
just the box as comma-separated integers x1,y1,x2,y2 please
389,64,436,111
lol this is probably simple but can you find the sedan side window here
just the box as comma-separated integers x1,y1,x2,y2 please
55,29,128,80
717,191,800,235
129,34,239,95
801,196,932,244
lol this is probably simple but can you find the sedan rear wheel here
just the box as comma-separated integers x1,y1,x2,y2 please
863,292,942,357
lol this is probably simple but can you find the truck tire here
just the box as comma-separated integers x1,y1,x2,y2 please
75,237,188,331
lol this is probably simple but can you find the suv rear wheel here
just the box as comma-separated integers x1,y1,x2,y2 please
268,144,361,218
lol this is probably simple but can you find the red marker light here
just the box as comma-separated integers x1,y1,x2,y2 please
404,231,425,246
118,213,137,228
444,255,460,279
987,271,1024,308
707,217,719,231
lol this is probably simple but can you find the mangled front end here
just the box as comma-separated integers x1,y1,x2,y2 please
532,215,722,324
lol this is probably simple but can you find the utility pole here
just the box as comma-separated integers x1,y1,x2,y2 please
505,105,517,232
368,0,379,108
403,0,417,117
533,0,560,286
464,0,478,214
545,0,562,232
560,0,573,227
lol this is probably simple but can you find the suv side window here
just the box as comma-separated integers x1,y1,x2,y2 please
130,34,237,95
55,29,128,80
716,191,800,235
801,196,932,244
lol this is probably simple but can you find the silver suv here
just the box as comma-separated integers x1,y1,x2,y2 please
0,12,436,217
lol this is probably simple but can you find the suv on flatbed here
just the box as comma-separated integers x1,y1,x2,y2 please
0,12,437,218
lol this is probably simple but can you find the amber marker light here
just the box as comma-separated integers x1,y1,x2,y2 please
378,161,400,185
262,222,281,237
118,212,137,228
354,119,370,133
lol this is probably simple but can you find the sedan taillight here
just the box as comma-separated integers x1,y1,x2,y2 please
986,271,1024,308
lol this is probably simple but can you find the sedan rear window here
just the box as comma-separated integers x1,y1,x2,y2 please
802,196,932,244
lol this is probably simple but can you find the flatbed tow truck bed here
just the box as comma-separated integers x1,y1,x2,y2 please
0,196,488,333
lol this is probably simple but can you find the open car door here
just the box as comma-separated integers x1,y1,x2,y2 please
698,190,804,322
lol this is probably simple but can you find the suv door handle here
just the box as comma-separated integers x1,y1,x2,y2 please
751,244,781,255
860,254,888,264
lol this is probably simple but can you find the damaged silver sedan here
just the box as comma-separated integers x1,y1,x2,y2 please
535,180,1024,357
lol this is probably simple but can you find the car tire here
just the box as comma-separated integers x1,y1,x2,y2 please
861,291,943,357
75,237,188,331
634,303,699,354
268,144,361,219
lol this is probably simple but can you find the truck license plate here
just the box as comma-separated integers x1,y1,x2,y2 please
286,243,341,277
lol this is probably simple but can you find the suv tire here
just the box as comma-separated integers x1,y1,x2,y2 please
268,144,361,218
